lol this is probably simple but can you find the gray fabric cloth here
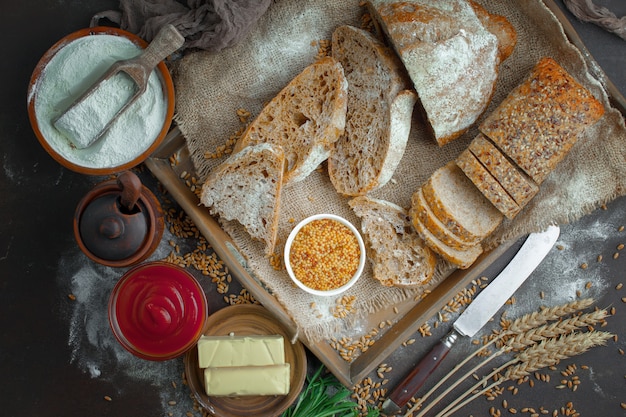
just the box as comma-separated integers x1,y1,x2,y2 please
91,0,272,52
564,0,626,40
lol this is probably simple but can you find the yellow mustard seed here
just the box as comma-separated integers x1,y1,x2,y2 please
289,218,360,291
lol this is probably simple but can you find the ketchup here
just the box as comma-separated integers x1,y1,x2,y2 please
109,262,208,360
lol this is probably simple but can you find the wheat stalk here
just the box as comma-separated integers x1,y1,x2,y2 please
419,310,608,417
506,298,594,334
505,330,612,380
504,309,607,350
437,331,613,417
408,299,598,417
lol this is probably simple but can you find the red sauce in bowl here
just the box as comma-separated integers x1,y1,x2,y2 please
109,262,208,360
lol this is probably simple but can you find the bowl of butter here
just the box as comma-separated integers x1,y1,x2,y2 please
184,304,307,416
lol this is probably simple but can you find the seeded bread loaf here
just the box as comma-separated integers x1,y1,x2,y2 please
421,162,503,243
456,148,521,219
200,143,285,256
328,25,417,196
366,0,516,146
409,187,479,251
232,56,348,185
411,213,483,269
350,196,436,287
479,57,605,184
468,133,539,208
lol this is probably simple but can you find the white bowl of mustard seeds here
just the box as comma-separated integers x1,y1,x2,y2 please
284,214,366,297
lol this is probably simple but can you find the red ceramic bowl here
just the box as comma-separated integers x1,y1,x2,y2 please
109,262,208,361
27,27,175,175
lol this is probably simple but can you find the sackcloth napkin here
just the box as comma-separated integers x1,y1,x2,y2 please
141,1,626,343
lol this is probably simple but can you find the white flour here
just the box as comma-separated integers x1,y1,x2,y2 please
33,35,167,169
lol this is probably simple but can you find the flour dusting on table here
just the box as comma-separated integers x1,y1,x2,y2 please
59,227,195,415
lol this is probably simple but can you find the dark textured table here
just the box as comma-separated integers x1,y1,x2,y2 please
1,1,625,417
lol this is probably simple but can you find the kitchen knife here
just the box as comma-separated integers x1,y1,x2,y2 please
382,225,560,415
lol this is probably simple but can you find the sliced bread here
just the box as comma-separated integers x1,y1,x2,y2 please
409,186,480,250
412,213,483,269
232,56,348,185
468,133,538,208
366,0,516,146
456,148,521,219
328,25,417,196
421,162,503,242
349,196,436,288
479,57,605,184
200,143,285,256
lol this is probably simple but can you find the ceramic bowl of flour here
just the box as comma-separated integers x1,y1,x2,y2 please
27,27,175,175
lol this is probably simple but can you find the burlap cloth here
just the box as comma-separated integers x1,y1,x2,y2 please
171,0,626,342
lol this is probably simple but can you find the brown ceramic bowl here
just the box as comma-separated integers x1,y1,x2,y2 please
27,27,175,175
184,304,307,417
73,173,165,268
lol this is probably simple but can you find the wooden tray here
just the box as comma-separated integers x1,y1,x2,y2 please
145,0,626,387
145,128,518,387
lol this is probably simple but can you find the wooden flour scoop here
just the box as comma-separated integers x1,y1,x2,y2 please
53,24,184,149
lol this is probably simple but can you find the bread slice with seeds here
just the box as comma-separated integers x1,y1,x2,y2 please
328,25,417,196
233,56,348,185
468,133,538,209
349,196,436,288
200,143,285,256
409,187,479,251
456,148,521,219
412,213,483,269
421,162,503,243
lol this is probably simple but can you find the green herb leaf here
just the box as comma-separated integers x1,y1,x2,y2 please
281,365,379,417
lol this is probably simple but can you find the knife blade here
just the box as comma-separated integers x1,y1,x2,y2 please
382,225,560,415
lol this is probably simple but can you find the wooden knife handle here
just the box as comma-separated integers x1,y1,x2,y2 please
386,330,459,410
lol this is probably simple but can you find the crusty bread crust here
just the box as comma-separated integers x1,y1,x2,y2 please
200,143,285,256
479,57,605,184
469,0,517,63
328,25,417,196
456,148,521,219
421,162,503,243
350,196,436,288
468,133,538,209
409,187,479,250
233,56,348,185
367,0,514,146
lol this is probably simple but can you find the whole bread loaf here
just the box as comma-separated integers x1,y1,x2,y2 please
366,0,516,146
233,56,348,185
479,57,605,184
329,25,417,196
200,143,285,256
350,196,436,287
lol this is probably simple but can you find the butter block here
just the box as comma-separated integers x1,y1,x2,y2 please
197,335,285,368
204,364,291,396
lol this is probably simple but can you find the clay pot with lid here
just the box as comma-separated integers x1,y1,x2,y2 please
74,171,164,267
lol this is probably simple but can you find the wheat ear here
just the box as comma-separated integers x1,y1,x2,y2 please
406,299,597,417
438,331,613,417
